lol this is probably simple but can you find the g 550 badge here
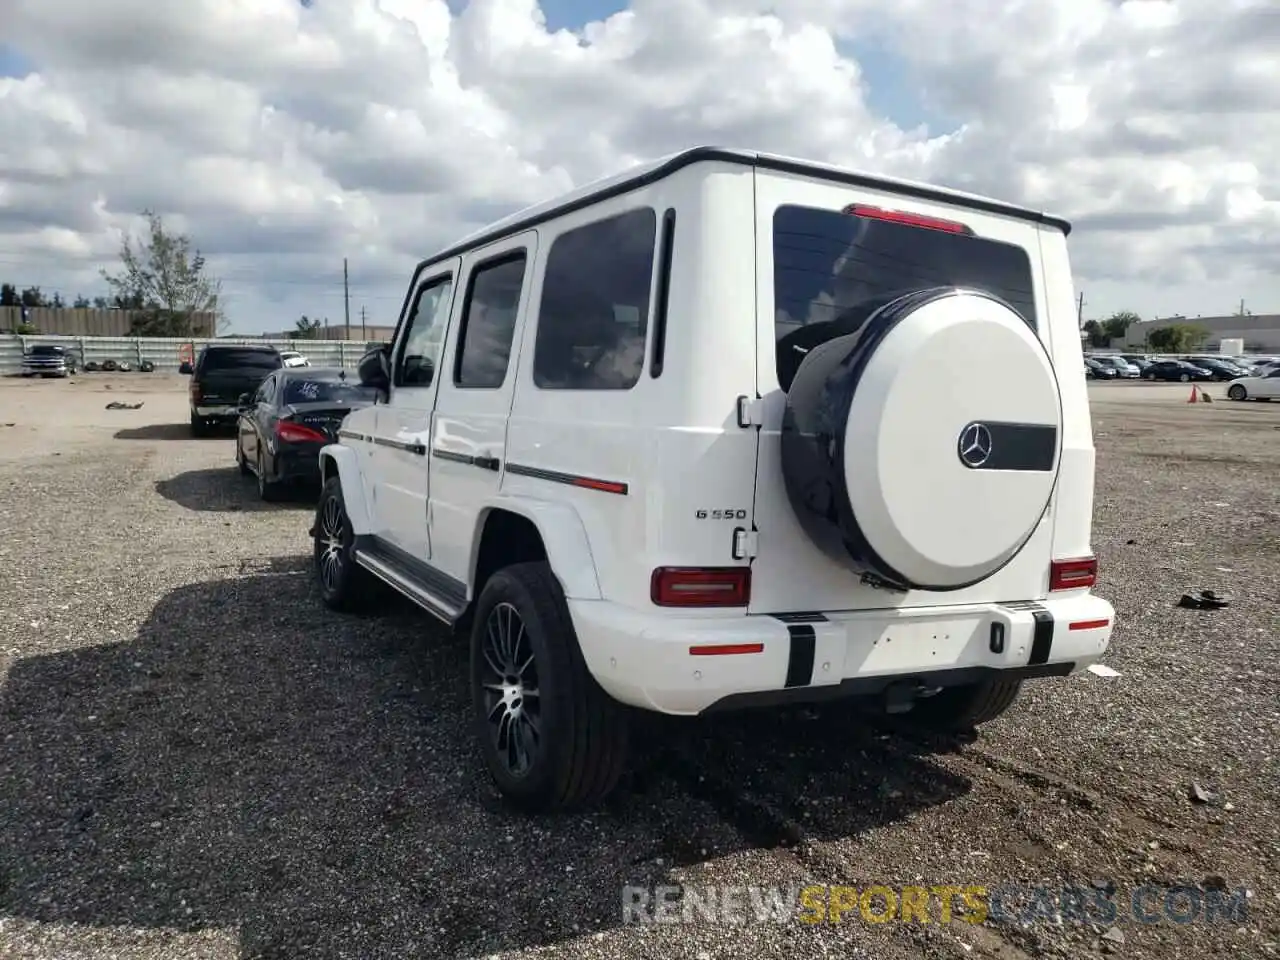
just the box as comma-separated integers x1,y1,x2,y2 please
695,508,748,520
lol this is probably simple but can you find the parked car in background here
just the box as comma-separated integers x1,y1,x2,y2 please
1225,367,1280,402
1141,359,1213,382
182,343,284,436
280,350,310,368
1117,354,1152,372
236,367,378,500
1084,357,1118,379
1088,355,1140,378
20,344,79,377
1185,357,1250,381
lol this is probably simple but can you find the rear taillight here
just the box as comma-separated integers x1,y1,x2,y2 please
276,420,329,444
651,567,751,607
842,204,971,234
189,382,201,401
1049,556,1097,591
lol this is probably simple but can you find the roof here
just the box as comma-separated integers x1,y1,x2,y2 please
425,146,1072,275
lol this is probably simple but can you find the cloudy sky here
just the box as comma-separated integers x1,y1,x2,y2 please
0,0,1276,334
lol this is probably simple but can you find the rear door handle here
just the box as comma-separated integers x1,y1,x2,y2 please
473,454,500,471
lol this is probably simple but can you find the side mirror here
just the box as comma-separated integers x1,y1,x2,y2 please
179,361,193,375
358,345,391,397
237,392,252,410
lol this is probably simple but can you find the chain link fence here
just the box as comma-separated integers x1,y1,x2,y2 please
0,335,382,376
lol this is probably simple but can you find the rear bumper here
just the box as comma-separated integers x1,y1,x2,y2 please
271,445,325,483
568,593,1115,716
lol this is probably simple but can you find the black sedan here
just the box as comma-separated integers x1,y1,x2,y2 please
235,367,378,500
1141,359,1214,382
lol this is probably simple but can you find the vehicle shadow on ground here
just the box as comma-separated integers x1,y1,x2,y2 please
114,424,205,441
155,467,316,512
0,563,972,959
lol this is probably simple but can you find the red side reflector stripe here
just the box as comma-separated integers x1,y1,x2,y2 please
689,643,764,656
1068,618,1111,632
842,204,970,234
572,476,628,495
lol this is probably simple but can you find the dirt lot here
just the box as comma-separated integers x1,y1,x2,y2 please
0,374,1276,960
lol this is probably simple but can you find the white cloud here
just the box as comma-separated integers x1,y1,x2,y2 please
0,0,1276,331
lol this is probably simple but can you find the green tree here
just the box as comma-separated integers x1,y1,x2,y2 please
19,286,46,307
1102,310,1140,342
1147,323,1210,353
73,295,91,308
101,210,226,336
1082,319,1108,347
292,314,322,340
0,284,16,307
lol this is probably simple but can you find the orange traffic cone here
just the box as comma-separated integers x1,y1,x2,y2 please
1187,386,1198,403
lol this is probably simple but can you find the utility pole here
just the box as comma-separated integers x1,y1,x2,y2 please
1076,291,1085,327
360,305,367,339
343,258,351,340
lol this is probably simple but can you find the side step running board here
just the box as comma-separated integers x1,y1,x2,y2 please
353,548,465,625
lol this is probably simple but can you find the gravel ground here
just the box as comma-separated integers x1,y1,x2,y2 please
0,375,1276,960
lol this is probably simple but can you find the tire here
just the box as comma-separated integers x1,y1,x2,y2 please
1227,384,1247,401
1179,373,1190,382
257,449,282,501
470,561,630,812
190,414,210,438
313,476,378,612
912,676,1023,731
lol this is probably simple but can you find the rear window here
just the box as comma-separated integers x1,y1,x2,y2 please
201,348,282,372
772,204,1038,391
281,377,378,405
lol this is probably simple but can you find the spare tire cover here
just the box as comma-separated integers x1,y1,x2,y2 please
780,287,1062,592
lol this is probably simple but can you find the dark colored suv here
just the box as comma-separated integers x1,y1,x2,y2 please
183,344,283,436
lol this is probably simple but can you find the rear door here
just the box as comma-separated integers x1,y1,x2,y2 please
429,232,537,587
748,171,1057,614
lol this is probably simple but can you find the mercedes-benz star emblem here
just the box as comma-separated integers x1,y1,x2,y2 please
958,422,993,468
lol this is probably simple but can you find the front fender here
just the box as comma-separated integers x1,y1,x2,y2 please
319,443,374,535
471,495,602,600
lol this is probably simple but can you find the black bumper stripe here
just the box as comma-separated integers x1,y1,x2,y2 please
784,624,816,688
1028,604,1055,665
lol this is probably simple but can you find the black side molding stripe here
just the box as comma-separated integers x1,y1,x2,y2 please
506,463,628,495
338,429,369,442
783,624,817,688
371,436,426,455
433,448,500,471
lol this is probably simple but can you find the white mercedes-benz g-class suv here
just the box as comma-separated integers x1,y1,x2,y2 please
311,147,1114,812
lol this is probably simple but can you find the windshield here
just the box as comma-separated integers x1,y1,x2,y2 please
281,377,378,405
29,345,66,355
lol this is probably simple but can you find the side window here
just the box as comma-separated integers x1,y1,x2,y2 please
533,208,657,390
453,253,527,389
255,375,275,404
395,274,455,388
